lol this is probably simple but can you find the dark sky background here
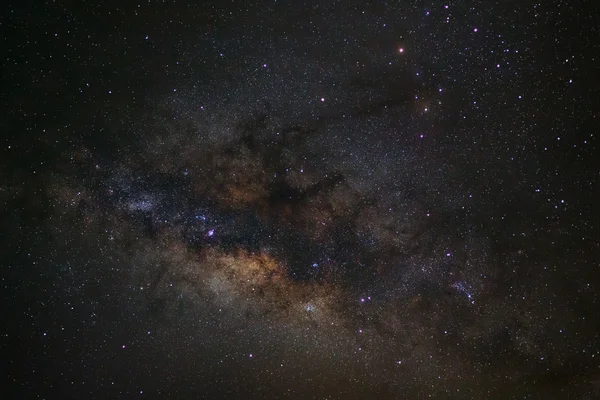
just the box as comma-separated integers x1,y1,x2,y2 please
1,1,599,399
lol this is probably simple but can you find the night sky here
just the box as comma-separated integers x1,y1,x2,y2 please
2,1,599,399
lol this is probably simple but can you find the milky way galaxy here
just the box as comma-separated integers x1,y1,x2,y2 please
2,1,599,399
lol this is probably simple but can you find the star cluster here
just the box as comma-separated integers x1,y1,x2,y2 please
1,1,598,399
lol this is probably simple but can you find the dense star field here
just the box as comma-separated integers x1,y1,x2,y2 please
1,1,599,399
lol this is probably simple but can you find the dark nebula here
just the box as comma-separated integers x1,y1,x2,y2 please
2,1,599,399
